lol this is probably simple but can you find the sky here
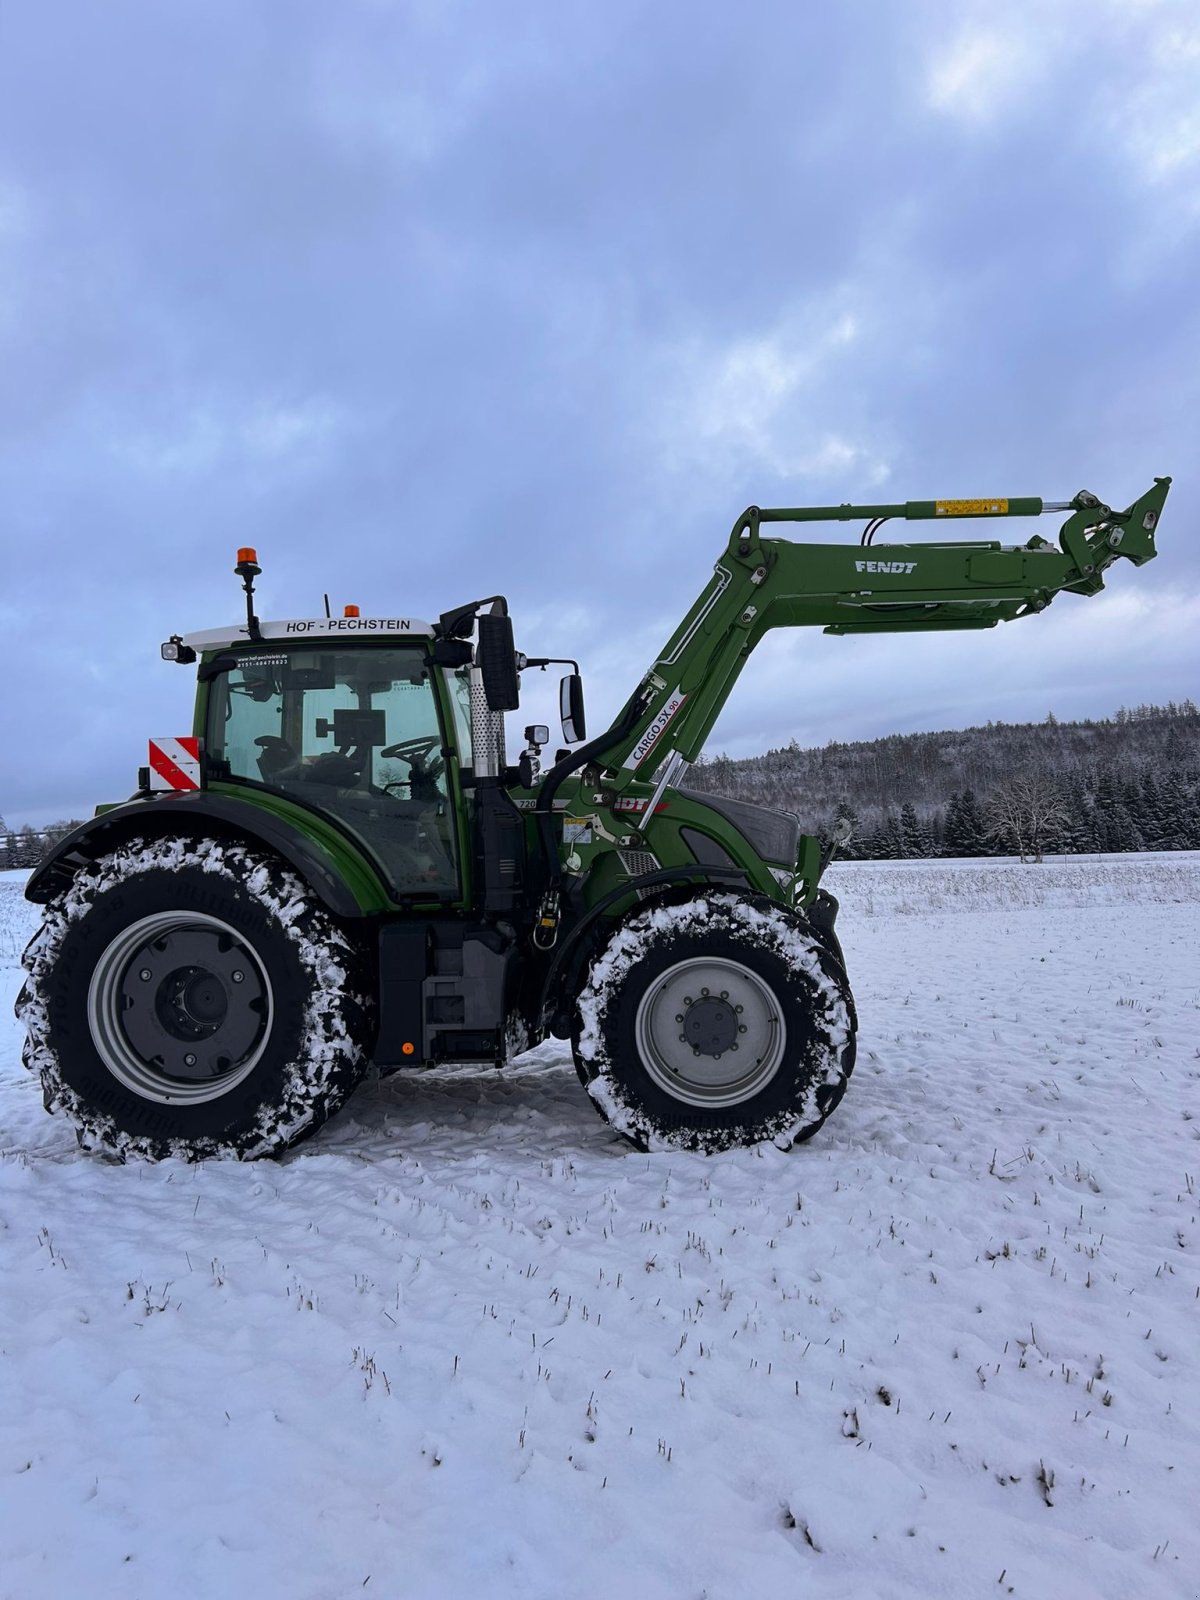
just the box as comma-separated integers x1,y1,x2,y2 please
1,0,1197,828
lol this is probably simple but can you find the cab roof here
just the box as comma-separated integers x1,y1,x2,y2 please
182,617,435,652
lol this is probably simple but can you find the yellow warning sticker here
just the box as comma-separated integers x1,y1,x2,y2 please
935,498,1008,516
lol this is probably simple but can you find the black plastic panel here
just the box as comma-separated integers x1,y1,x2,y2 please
376,923,429,1064
677,788,800,866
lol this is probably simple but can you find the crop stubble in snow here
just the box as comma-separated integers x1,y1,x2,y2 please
0,857,1197,1599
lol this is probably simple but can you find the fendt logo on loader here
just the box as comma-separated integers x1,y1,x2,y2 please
855,560,918,575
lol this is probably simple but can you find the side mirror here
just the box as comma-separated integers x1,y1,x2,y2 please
477,612,520,711
560,673,587,743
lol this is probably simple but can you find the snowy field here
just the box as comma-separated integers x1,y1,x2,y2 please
1,855,1198,1600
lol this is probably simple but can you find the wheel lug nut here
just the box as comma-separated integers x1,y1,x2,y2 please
184,1053,197,1066
701,987,710,996
679,1034,687,1043
730,1042,739,1051
735,1004,744,1014
739,1024,747,1034
139,969,152,982
675,1014,684,1023
232,970,245,983
720,990,728,999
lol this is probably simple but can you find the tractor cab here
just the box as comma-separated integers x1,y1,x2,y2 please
197,632,468,901
158,560,585,921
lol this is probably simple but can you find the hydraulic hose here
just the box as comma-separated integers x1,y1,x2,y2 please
533,690,648,890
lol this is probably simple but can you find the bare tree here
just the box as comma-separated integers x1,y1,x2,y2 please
988,774,1069,863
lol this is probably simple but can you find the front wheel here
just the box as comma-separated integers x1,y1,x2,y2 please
17,835,374,1161
572,895,856,1153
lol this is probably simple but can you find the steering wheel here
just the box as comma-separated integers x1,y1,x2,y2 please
379,735,444,799
380,735,441,764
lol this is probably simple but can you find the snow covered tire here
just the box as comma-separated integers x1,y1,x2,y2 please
572,894,856,1154
16,835,374,1161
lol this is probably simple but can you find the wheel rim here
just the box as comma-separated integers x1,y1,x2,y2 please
633,955,786,1109
87,912,273,1105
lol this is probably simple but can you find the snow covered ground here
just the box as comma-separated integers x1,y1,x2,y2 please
1,855,1197,1600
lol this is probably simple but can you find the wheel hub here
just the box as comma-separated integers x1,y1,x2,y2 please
633,955,786,1109
88,912,273,1105
158,967,230,1034
680,994,739,1057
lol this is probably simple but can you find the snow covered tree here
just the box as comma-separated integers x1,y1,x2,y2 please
878,810,905,860
988,774,1068,863
943,789,990,856
899,801,930,858
10,825,44,869
1161,772,1200,850
1056,774,1094,854
1092,770,1143,852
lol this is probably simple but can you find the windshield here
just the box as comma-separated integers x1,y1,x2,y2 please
208,646,459,897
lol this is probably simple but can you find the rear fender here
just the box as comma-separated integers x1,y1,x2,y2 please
24,792,379,918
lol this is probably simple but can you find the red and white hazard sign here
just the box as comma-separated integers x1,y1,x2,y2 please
148,736,201,792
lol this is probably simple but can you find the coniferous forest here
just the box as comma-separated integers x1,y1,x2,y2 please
688,702,1200,860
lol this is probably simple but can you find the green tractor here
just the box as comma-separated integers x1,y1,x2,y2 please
17,480,1169,1160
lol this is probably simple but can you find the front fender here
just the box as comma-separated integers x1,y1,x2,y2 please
538,864,750,1036
24,791,385,918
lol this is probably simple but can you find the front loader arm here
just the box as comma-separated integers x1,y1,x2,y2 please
599,478,1169,789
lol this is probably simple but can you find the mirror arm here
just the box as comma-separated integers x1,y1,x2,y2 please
436,595,508,640
521,656,580,673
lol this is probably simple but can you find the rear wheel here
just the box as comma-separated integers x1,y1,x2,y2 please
572,894,855,1153
17,835,374,1161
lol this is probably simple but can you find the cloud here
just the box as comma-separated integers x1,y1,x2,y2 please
0,176,31,336
0,176,29,237
926,26,1043,122
1116,20,1200,205
116,396,349,478
924,3,1200,216
653,302,892,487
241,399,347,459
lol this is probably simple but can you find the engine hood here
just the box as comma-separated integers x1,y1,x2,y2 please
676,787,800,868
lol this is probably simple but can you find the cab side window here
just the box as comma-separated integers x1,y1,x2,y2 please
209,647,459,896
